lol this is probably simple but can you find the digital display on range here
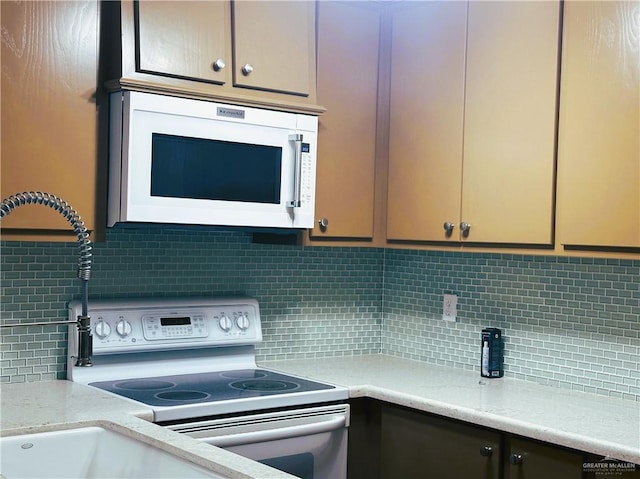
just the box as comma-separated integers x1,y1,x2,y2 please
160,317,191,326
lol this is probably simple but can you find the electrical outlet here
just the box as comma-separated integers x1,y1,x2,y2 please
442,294,457,322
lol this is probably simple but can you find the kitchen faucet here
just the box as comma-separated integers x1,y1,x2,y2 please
0,191,93,366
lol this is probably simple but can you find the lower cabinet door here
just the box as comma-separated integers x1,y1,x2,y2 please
505,436,584,479
380,404,501,479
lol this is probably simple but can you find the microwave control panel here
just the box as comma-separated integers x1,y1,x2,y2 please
300,143,314,207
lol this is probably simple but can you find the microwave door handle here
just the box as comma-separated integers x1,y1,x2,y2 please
288,133,303,208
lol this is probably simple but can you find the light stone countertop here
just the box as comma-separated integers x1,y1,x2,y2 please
2,355,637,476
262,354,640,465
0,380,295,479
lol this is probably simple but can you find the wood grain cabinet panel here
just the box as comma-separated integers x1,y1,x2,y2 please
107,0,319,113
386,1,467,242
309,1,381,240
137,0,230,85
461,1,559,245
556,1,640,249
387,1,560,245
1,0,100,241
231,1,314,97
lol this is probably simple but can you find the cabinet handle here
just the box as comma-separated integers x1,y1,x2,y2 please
460,222,471,237
318,218,329,231
212,58,225,71
479,446,493,457
241,63,254,76
443,222,455,236
509,454,524,466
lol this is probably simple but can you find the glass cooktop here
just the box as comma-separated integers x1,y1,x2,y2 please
90,369,335,407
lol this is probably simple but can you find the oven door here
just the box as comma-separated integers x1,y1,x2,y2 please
167,404,348,479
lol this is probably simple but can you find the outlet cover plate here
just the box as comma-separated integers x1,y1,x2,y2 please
443,294,457,322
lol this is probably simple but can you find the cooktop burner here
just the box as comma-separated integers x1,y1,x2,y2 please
229,379,299,392
90,369,334,407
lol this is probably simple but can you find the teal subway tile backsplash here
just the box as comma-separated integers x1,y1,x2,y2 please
0,228,383,383
1,228,638,400
383,250,639,401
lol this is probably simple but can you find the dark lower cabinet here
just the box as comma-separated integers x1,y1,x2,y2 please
348,399,639,479
505,436,583,479
348,398,382,479
380,403,501,479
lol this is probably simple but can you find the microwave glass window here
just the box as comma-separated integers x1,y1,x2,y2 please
151,134,282,204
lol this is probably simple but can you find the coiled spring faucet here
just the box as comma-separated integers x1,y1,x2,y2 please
0,191,93,367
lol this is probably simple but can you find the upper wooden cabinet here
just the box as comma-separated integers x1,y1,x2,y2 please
386,1,466,243
105,0,320,114
231,1,312,97
556,1,640,249
309,1,381,240
0,0,101,241
386,1,561,245
136,1,229,85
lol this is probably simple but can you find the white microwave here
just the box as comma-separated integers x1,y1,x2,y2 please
107,91,318,229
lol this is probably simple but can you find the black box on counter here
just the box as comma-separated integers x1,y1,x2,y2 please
481,328,504,378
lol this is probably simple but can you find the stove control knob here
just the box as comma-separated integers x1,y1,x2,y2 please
94,320,111,339
218,315,233,332
236,313,250,331
115,319,132,338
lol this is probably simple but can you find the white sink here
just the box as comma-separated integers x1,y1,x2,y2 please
0,426,226,478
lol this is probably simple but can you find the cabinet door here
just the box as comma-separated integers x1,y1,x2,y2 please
506,436,584,479
310,1,380,239
387,1,560,245
136,0,230,85
348,399,382,479
381,404,501,479
556,1,640,248
232,1,314,97
461,1,560,244
0,0,99,240
386,2,467,241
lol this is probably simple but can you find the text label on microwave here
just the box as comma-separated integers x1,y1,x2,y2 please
217,107,245,119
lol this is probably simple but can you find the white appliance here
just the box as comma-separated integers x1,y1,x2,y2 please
67,297,348,479
108,91,318,229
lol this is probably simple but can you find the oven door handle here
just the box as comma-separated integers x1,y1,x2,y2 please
202,414,346,448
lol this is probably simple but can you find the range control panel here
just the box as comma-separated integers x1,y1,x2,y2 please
68,297,262,354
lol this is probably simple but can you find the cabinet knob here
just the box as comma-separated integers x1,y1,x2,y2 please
460,222,471,237
443,222,455,235
318,218,329,231
213,58,226,71
509,454,524,466
479,446,493,457
241,63,254,76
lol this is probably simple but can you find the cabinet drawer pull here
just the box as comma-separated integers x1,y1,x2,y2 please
241,63,254,76
213,58,226,71
318,218,329,231
443,222,455,235
480,446,493,457
509,453,524,466
460,222,471,237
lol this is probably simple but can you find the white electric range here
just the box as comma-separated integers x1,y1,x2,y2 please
67,297,349,479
